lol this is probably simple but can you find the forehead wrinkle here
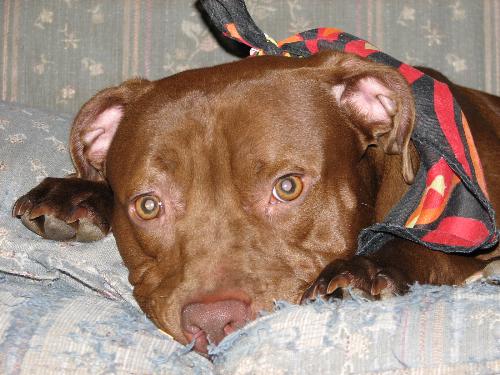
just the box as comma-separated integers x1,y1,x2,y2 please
121,153,175,197
110,117,187,196
220,88,327,180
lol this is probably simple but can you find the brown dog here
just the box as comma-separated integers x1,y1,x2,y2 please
12,51,499,353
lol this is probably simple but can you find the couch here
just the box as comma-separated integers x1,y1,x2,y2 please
1,1,499,374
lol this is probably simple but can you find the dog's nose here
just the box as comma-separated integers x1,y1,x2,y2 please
181,298,252,353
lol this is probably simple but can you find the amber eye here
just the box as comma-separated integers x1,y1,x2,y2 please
135,195,161,220
272,175,304,202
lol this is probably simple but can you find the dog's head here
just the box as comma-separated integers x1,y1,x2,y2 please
69,51,415,352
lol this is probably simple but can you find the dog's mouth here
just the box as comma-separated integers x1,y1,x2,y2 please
147,288,262,354
183,318,249,354
184,328,211,354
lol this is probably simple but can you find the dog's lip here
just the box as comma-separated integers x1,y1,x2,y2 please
183,316,253,355
184,328,210,354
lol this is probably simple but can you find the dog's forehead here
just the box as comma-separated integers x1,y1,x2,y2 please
162,68,327,151
132,56,334,144
109,57,340,192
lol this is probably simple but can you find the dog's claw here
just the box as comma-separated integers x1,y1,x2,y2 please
30,202,54,220
300,282,319,304
19,210,45,237
465,260,500,284
370,274,389,296
326,273,352,295
301,256,409,304
12,196,32,218
13,177,112,242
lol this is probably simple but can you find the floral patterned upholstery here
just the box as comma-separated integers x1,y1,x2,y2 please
0,0,499,114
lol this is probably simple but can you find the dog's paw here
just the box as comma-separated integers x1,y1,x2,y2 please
12,177,113,242
300,256,409,303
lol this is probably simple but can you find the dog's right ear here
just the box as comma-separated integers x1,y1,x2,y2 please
70,78,153,181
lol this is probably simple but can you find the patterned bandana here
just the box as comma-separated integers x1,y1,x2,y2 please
200,0,498,255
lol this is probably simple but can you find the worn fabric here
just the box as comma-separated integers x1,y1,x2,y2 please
200,0,498,255
0,275,213,375
2,273,499,374
212,282,500,375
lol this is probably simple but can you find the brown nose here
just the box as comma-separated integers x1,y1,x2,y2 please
181,298,252,353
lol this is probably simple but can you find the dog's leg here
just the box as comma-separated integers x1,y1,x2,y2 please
301,239,488,302
12,177,113,242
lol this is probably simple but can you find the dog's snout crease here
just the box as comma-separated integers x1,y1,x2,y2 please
181,298,251,353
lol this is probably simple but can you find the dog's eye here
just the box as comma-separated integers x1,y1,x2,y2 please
272,175,304,202
135,195,161,220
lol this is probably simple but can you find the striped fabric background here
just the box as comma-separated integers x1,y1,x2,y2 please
0,0,499,114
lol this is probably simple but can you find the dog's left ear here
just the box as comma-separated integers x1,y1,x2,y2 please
322,53,416,184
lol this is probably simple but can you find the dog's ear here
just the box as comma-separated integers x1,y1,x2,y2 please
70,78,153,181
321,53,416,184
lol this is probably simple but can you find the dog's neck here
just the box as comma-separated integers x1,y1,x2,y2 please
363,142,420,223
